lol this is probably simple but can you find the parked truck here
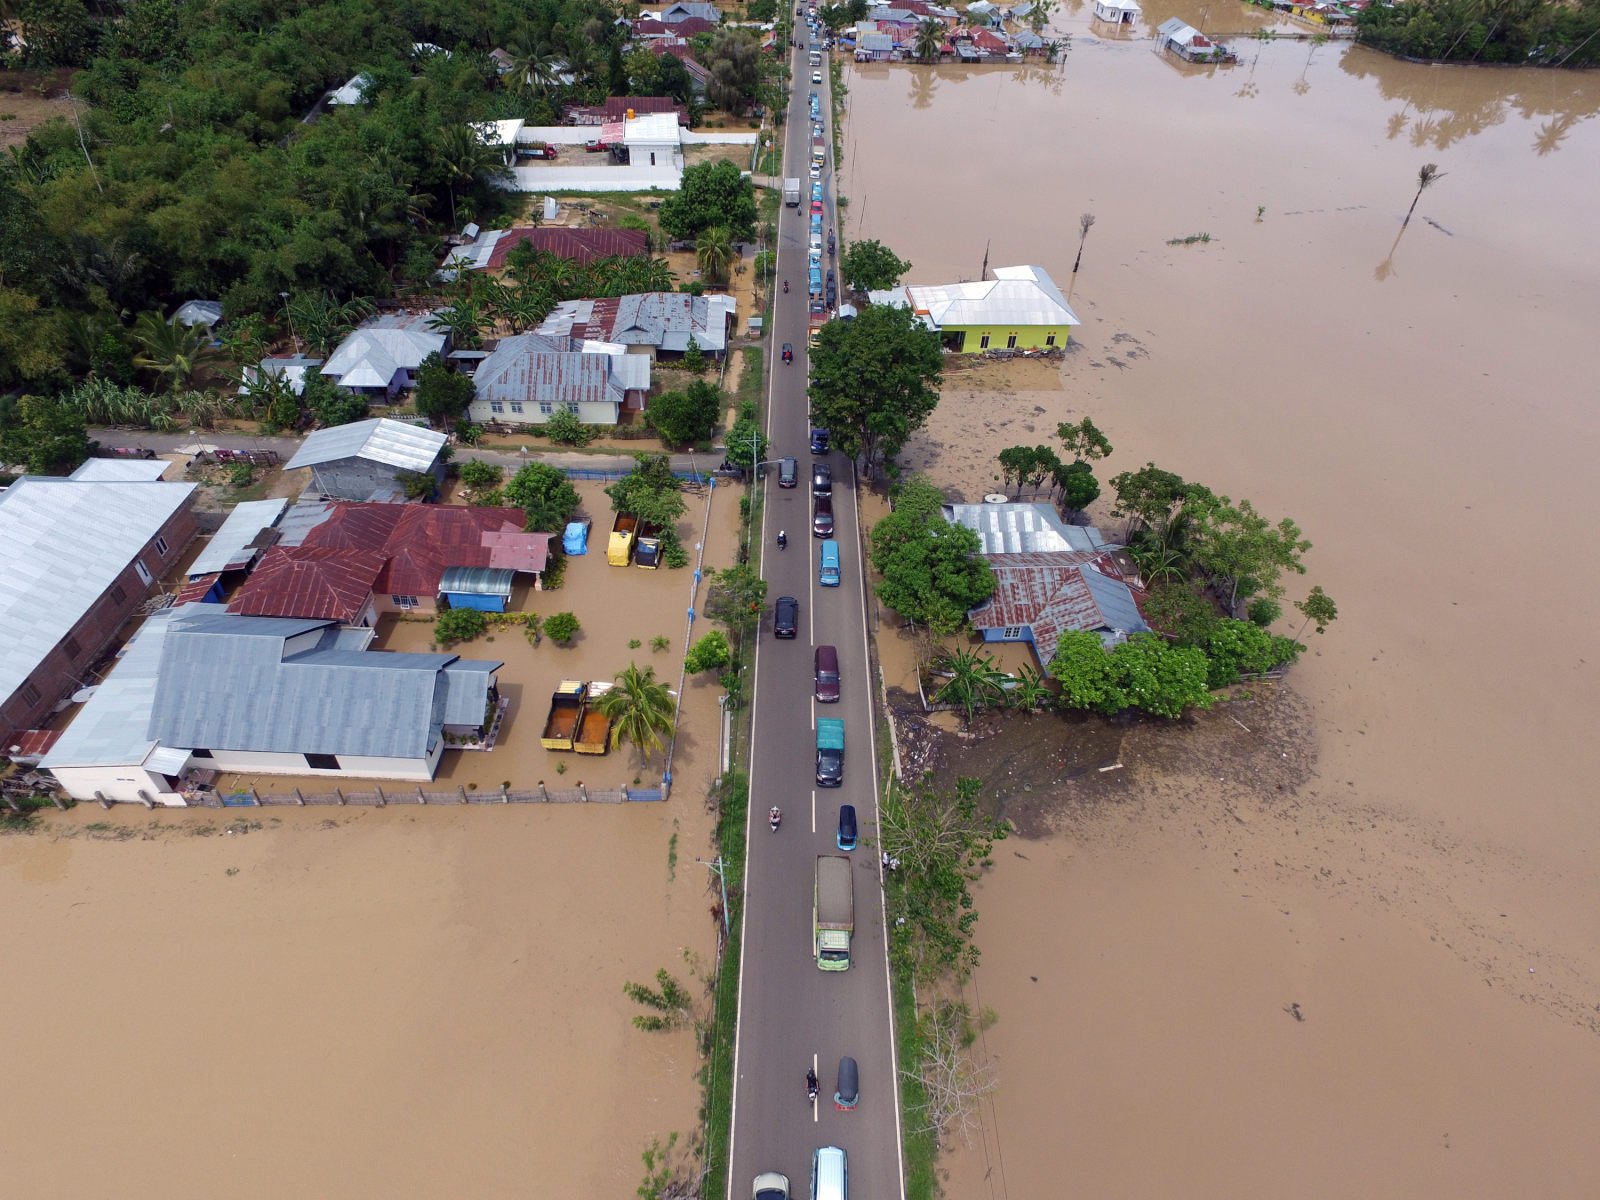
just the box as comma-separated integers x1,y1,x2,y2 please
814,854,854,971
574,682,614,754
634,522,663,569
816,717,844,787
541,680,586,750
783,177,801,207
608,513,639,566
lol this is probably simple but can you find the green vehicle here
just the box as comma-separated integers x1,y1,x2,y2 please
816,717,844,787
814,854,854,971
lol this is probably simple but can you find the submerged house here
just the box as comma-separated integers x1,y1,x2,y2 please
885,264,1080,352
470,333,652,427
1091,0,1141,23
967,551,1149,665
41,610,503,802
1156,17,1234,61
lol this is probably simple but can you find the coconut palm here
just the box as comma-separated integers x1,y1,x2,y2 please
933,647,1011,727
130,311,224,393
624,255,676,293
1402,162,1445,228
695,226,735,287
427,299,490,350
505,38,563,99
435,124,503,230
288,291,375,356
595,663,677,760
912,18,944,62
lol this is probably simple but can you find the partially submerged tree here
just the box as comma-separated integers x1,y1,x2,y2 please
598,662,677,759
1403,162,1445,229
502,462,582,532
840,238,912,291
870,477,995,634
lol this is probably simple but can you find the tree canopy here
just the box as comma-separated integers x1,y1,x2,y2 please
413,353,475,427
839,238,911,292
503,461,581,533
869,476,995,634
1047,631,1213,720
808,303,943,476
648,379,720,447
658,160,758,242
605,452,687,530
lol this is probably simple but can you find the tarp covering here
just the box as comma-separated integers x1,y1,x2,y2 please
563,520,590,555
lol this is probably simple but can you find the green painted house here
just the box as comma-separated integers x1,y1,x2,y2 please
895,264,1081,352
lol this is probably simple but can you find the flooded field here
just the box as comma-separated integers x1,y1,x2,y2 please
0,478,741,1196
840,16,1600,1198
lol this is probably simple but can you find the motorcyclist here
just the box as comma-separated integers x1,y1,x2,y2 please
770,805,782,830
777,530,787,549
806,1068,819,1100
783,279,790,293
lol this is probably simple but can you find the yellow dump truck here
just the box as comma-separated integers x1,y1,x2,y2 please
607,513,639,566
540,680,586,750
574,682,615,755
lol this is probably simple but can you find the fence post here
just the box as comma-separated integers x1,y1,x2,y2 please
249,787,261,807
538,780,548,801
500,783,509,802
375,785,386,807
294,787,304,806
622,785,630,801
335,787,346,806
416,786,426,805
459,786,469,804
95,790,111,810
578,780,587,803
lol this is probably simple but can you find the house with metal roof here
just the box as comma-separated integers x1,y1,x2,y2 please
320,312,447,398
966,551,1149,666
172,299,223,329
187,499,288,581
1155,16,1234,61
1092,0,1141,24
470,333,652,427
0,476,196,746
240,354,324,397
537,291,737,359
69,458,172,482
229,501,551,618
41,609,504,801
659,1,721,22
284,418,448,501
893,263,1080,352
942,501,1109,554
439,226,650,280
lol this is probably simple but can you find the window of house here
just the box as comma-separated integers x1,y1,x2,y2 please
134,560,154,587
979,334,991,349
154,535,169,556
391,595,419,609
1002,626,1025,640
1006,334,1018,349
490,401,504,414
191,749,214,760
510,402,523,414
109,584,127,605
540,402,553,415
63,635,82,658
567,403,581,415
1046,333,1057,347
19,683,40,706
305,753,340,771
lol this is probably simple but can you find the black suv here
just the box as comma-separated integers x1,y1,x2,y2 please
812,463,832,496
774,595,799,639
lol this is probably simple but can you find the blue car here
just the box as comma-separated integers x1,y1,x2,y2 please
836,803,857,850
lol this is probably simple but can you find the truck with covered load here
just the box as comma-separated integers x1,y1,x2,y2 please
816,717,844,787
784,177,801,207
634,523,663,569
607,513,639,566
814,854,854,971
541,680,586,750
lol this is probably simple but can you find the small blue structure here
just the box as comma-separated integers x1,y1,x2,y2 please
563,520,590,555
439,566,517,613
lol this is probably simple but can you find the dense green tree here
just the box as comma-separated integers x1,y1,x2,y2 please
0,289,68,387
1109,462,1189,539
870,476,995,633
648,379,720,446
1203,619,1301,689
544,610,581,643
839,238,911,291
683,630,732,674
412,353,475,426
704,561,767,646
658,160,757,241
1053,458,1100,517
303,372,368,427
1057,416,1112,462
458,459,503,490
702,29,763,114
605,453,687,529
724,413,767,473
0,394,91,475
808,303,943,476
1185,491,1311,615
1295,585,1339,638
503,462,582,532
434,607,487,646
1047,631,1212,719
1141,581,1218,646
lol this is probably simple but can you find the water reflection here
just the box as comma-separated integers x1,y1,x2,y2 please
907,65,938,109
1343,45,1600,155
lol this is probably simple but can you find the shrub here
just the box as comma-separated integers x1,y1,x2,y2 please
459,459,502,489
545,409,593,446
684,630,732,673
435,607,487,646
545,611,580,643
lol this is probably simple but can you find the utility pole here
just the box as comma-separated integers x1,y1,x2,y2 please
697,857,730,936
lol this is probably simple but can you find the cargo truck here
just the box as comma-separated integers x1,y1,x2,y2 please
784,177,801,207
816,717,844,787
574,682,615,754
634,523,663,569
541,680,586,750
607,513,639,566
814,854,854,971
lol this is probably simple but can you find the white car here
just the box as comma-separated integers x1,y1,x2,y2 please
753,1172,790,1200
810,162,822,178
812,70,823,84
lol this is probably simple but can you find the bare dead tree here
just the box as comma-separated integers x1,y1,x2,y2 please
903,1002,999,1149
1402,162,1444,229
1072,212,1096,273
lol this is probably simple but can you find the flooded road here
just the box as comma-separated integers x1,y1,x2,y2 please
841,22,1600,1198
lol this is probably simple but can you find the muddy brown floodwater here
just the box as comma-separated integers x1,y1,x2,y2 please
842,15,1600,1199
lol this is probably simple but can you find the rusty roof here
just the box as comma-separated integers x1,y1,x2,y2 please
969,551,1149,664
229,547,387,622
485,226,650,272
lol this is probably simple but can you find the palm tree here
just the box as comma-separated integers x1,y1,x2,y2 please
912,18,944,62
288,292,375,356
435,124,501,230
1072,212,1096,274
427,300,490,350
506,38,562,100
625,255,676,293
596,663,677,760
933,647,1011,727
130,311,223,393
695,226,735,287
1402,162,1445,228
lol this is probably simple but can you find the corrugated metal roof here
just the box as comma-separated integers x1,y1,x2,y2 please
39,608,181,770
147,613,498,761
320,314,446,390
70,459,171,482
905,264,1080,330
188,498,289,577
541,293,735,353
473,333,622,410
173,300,223,328
229,547,387,622
968,551,1148,664
440,660,500,726
439,566,516,596
286,418,447,473
943,502,1107,555
0,478,195,711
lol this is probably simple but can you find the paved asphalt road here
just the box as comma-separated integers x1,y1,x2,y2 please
726,35,906,1200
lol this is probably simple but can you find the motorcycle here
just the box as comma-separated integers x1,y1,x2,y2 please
783,279,790,293
770,807,782,833
777,530,788,550
806,1070,819,1104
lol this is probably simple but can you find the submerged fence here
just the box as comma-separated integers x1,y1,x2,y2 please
168,783,665,809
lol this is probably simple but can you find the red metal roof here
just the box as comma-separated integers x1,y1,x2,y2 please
10,728,62,758
486,227,651,272
174,573,222,607
229,547,388,622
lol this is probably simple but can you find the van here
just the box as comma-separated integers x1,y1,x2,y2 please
818,539,840,587
836,803,857,850
814,644,840,701
811,1146,847,1200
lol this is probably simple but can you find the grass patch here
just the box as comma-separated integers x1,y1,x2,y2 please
893,959,940,1200
735,346,764,412
699,769,749,1200
1167,232,1213,246
667,821,679,882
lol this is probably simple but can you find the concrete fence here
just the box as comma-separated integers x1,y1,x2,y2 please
170,782,666,808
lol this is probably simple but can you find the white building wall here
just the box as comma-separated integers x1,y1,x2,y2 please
204,742,443,782
468,399,621,426
48,765,185,806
